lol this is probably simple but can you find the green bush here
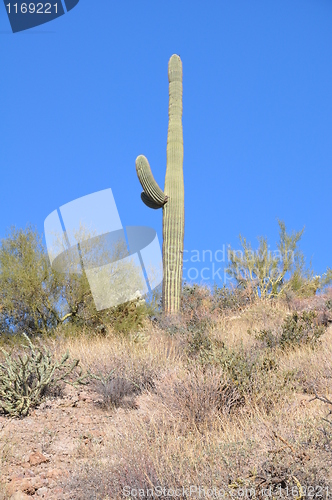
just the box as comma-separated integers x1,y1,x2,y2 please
279,311,325,349
186,329,278,399
253,311,326,351
0,333,88,417
187,326,216,358
181,284,213,320
217,345,255,392
227,220,305,299
212,284,253,312
105,299,149,335
253,328,279,349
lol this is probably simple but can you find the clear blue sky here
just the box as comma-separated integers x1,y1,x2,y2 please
1,0,332,286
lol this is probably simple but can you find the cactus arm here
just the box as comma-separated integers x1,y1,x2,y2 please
141,191,166,210
136,155,168,208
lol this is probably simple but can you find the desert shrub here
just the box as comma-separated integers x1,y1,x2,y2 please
185,317,228,368
66,457,178,500
156,313,188,336
217,345,256,392
153,366,242,430
212,284,254,312
0,225,110,336
187,330,253,386
186,330,280,407
106,300,148,334
55,252,149,336
155,284,216,336
215,347,285,413
85,348,157,410
287,263,332,299
253,328,279,349
181,283,216,326
0,333,88,417
88,369,138,409
158,284,252,335
287,269,320,298
187,326,216,356
279,311,325,349
63,462,115,500
253,310,326,351
325,298,332,311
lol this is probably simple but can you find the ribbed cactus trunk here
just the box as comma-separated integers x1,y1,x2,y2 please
163,56,184,313
135,54,184,314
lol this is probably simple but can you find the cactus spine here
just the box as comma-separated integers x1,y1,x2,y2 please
136,54,184,314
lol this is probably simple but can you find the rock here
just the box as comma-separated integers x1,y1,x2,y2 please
10,492,31,500
28,452,49,466
36,486,49,496
7,478,35,496
7,475,46,495
48,479,57,488
31,477,44,489
46,468,68,480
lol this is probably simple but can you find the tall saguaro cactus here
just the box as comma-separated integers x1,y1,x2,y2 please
135,54,184,314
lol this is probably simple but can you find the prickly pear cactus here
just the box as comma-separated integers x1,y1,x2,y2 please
136,54,184,313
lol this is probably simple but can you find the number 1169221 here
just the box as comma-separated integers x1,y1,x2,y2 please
6,3,59,14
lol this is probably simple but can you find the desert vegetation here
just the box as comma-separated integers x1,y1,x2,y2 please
1,223,332,499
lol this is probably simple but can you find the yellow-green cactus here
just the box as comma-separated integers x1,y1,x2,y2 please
136,54,184,313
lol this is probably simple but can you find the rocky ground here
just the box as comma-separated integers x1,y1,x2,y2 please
2,294,332,499
0,385,113,499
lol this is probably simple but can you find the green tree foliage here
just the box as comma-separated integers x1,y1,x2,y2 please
0,225,64,335
0,225,148,337
227,220,332,299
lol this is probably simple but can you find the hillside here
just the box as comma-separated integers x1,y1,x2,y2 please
1,288,332,499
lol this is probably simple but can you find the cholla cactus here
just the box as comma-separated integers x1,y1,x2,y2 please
136,55,184,313
0,333,88,417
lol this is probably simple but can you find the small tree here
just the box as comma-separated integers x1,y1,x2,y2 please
0,225,63,335
227,220,330,299
0,225,147,337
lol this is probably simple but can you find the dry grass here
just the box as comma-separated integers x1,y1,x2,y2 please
59,293,332,497
3,289,332,499
61,296,332,499
214,298,290,350
67,394,332,499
